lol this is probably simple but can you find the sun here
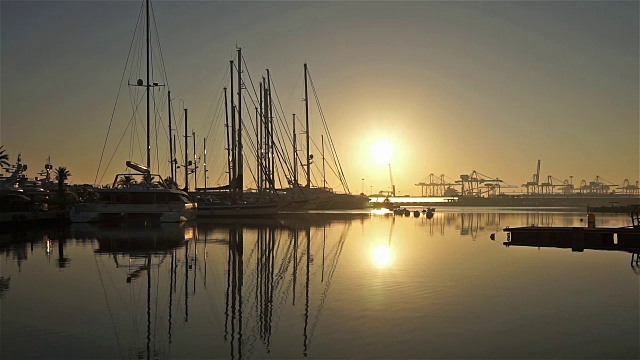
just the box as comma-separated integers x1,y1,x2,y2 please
370,140,393,164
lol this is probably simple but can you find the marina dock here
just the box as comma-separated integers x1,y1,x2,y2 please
503,225,640,253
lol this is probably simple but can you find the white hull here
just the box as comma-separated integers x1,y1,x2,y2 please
70,203,196,223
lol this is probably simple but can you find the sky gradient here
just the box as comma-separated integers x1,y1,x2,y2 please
1,1,638,194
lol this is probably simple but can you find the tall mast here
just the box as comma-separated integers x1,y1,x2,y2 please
267,70,274,189
203,137,207,190
236,47,243,200
230,60,236,196
223,87,232,188
304,63,310,189
293,114,298,187
258,81,263,193
192,131,197,190
322,134,325,189
255,106,259,193
145,0,151,171
184,108,189,191
168,90,174,181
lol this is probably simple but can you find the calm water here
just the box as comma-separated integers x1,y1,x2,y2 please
1,209,638,359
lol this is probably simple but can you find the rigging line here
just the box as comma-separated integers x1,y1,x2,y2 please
94,0,145,186
97,94,146,185
241,56,262,109
269,77,294,145
200,87,226,154
308,73,350,192
308,224,350,342
93,255,125,359
198,71,228,138
306,69,344,183
267,79,297,177
150,2,170,90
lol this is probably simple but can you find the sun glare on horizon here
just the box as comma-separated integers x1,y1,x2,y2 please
370,140,393,164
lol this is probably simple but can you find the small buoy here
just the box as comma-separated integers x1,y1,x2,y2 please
490,233,495,241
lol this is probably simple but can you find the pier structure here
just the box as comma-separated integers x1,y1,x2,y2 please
504,225,640,253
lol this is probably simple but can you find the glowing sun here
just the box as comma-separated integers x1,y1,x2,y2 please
370,140,393,164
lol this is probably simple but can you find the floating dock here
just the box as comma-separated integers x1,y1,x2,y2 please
503,225,640,252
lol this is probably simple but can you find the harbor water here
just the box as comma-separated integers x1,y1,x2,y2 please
1,209,638,359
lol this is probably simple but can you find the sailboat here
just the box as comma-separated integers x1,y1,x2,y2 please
70,0,196,223
281,64,369,210
197,48,283,217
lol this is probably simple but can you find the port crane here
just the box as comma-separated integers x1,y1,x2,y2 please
378,163,397,197
618,179,640,195
456,170,516,197
415,173,458,196
522,160,541,194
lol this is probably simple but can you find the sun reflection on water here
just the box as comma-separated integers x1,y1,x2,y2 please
372,245,393,268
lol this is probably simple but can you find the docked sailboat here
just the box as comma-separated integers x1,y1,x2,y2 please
281,63,369,210
70,0,195,223
197,48,282,217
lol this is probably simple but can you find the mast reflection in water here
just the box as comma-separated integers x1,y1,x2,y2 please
0,211,638,359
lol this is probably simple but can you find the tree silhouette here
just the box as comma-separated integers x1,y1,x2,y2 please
54,166,71,195
162,176,178,189
0,145,9,169
117,175,136,188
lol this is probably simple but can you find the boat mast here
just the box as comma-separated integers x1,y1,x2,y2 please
168,90,174,181
255,106,259,193
293,114,298,187
258,81,263,193
304,63,310,189
146,0,151,171
203,137,207,190
237,47,243,200
224,87,232,189
267,70,274,190
230,60,236,198
322,134,325,189
184,108,189,191
192,131,197,190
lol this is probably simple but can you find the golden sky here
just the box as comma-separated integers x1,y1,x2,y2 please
1,1,638,194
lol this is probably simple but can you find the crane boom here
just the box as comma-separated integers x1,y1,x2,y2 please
388,163,396,197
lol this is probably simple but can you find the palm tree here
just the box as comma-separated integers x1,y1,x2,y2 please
0,145,10,169
54,166,71,195
117,175,136,188
163,176,178,189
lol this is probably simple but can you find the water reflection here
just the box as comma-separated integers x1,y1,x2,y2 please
1,211,638,358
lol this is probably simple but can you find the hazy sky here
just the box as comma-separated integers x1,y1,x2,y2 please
1,0,638,194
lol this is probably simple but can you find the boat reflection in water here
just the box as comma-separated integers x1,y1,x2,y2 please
70,223,189,359
194,217,350,358
2,211,639,358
